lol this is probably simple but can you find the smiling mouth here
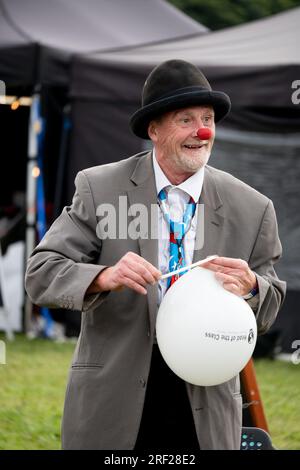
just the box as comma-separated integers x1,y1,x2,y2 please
183,144,205,149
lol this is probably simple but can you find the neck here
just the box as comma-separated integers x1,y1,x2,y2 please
164,168,193,185
156,157,193,185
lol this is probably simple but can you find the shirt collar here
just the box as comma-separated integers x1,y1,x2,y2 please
152,148,204,202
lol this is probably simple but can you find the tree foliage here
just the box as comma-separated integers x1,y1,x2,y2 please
168,0,300,30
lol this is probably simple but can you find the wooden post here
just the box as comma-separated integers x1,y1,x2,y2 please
240,358,269,433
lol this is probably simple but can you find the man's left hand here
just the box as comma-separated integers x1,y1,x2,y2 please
202,256,257,297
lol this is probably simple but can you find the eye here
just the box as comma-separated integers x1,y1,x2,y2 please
203,115,213,124
181,117,191,123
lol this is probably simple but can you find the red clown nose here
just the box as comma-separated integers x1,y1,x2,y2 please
197,128,212,140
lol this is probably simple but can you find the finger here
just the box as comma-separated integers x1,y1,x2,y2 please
201,262,224,273
127,252,161,279
209,257,248,270
222,282,240,296
202,265,249,290
220,268,247,276
140,259,162,280
121,267,148,287
126,261,157,285
121,275,147,295
120,254,154,284
216,268,256,291
215,271,240,289
215,268,249,280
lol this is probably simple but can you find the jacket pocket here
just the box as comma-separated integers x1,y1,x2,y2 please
71,363,104,370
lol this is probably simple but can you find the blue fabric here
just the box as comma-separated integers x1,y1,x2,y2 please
158,188,197,290
32,94,53,337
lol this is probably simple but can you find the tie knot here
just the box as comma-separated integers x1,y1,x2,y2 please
158,187,170,202
158,189,197,240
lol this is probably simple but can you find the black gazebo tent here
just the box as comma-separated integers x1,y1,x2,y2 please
0,0,206,87
0,0,207,210
68,7,300,352
69,5,300,174
0,0,208,335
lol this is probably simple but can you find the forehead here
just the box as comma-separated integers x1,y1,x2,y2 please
161,105,215,122
173,105,214,116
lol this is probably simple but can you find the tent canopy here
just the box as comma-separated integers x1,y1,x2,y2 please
0,0,207,87
71,6,300,109
68,6,300,193
67,8,300,292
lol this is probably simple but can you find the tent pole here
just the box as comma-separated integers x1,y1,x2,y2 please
53,104,71,219
25,89,54,337
24,90,40,335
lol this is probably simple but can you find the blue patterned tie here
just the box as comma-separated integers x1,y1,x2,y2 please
158,188,197,290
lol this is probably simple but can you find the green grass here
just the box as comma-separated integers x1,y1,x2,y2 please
255,359,300,450
0,334,74,450
0,334,299,449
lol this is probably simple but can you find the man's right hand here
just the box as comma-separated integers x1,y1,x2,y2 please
86,252,161,296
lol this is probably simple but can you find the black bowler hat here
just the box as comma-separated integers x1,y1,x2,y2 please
130,59,231,140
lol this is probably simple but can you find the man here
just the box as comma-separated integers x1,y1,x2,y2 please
25,59,286,450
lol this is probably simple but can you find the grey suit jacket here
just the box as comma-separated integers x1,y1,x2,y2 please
25,151,286,450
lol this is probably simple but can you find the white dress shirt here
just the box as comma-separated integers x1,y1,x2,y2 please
152,150,204,303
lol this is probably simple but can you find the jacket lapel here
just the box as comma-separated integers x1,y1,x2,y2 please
193,166,225,263
127,152,159,336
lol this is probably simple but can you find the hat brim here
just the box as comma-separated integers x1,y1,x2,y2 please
130,90,231,140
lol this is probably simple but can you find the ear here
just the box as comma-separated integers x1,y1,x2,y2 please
148,120,159,142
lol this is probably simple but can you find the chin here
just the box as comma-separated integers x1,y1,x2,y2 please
176,152,210,173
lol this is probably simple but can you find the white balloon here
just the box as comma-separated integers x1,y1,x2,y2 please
156,267,257,386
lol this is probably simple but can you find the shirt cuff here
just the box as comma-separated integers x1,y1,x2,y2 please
245,292,260,312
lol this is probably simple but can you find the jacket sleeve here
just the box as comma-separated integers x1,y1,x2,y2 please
25,171,109,312
249,199,286,334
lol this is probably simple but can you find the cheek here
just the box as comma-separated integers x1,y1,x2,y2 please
158,134,171,148
159,130,177,148
168,129,187,147
156,122,188,149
